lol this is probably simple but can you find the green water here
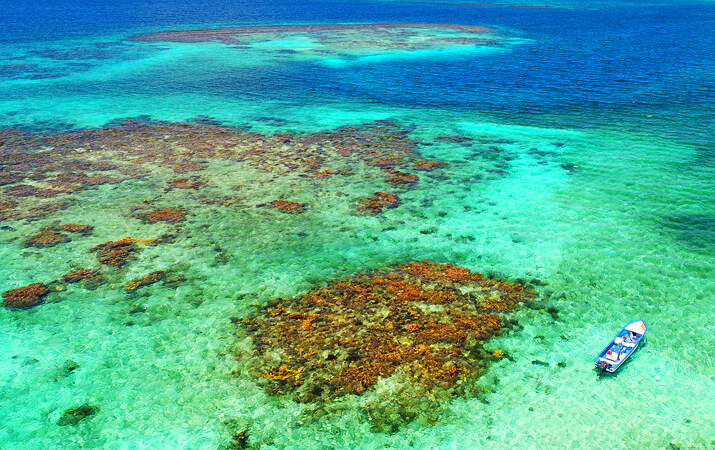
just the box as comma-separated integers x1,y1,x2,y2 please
1,20,713,450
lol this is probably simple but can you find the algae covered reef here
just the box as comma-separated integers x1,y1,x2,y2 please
131,23,501,55
236,261,535,431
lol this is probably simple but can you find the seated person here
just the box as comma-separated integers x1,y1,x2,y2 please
621,334,636,348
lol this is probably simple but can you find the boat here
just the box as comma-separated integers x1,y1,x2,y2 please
594,320,647,373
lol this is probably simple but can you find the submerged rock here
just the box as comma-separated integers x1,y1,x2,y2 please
237,261,535,429
57,404,98,426
2,283,49,310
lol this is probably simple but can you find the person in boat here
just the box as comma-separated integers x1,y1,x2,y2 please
622,333,636,348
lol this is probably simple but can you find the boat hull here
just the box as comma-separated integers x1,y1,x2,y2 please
594,320,646,373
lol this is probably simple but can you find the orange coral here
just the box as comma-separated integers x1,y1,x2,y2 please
167,177,205,190
91,238,137,267
356,192,401,215
23,230,70,248
269,200,306,214
264,366,304,386
23,223,93,248
125,271,166,291
386,170,418,185
2,283,49,310
62,269,99,283
414,160,449,171
238,261,536,412
139,208,187,224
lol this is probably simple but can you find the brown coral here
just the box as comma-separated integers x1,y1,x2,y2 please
356,192,401,215
386,170,419,185
23,230,70,248
2,283,49,310
91,238,137,267
269,200,306,214
414,160,449,171
62,269,99,283
55,224,94,234
167,177,205,190
139,208,187,224
237,261,536,411
125,271,166,291
22,224,93,248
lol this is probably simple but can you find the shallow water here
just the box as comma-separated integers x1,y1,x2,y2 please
1,0,713,448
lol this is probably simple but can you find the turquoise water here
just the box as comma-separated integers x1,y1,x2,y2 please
1,1,713,448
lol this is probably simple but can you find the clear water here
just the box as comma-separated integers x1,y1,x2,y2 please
1,0,713,448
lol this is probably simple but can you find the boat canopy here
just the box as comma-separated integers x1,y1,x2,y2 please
625,320,646,334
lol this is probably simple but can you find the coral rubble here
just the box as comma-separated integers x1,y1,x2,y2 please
2,283,49,310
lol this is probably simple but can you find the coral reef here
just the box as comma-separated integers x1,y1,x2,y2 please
414,161,449,171
2,120,433,225
131,23,495,45
23,223,93,248
356,192,401,215
2,283,49,310
237,261,535,429
167,177,205,190
91,238,137,267
23,230,70,248
125,271,166,291
385,169,419,185
269,200,306,214
139,208,187,224
62,269,99,283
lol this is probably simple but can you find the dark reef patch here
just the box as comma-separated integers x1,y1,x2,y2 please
57,404,98,426
660,213,715,252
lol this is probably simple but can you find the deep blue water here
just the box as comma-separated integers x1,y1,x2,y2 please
2,0,713,137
